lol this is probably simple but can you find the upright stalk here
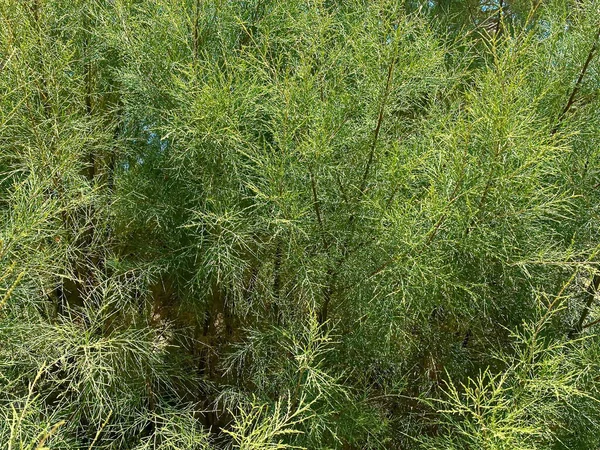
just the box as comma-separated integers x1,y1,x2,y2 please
570,272,600,337
552,25,600,134
359,58,395,195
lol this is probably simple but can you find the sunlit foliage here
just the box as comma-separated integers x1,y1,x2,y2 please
1,0,600,448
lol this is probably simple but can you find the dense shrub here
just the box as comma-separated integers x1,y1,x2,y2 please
1,0,600,448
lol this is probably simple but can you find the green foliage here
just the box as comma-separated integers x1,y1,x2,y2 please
421,310,600,449
1,0,600,448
